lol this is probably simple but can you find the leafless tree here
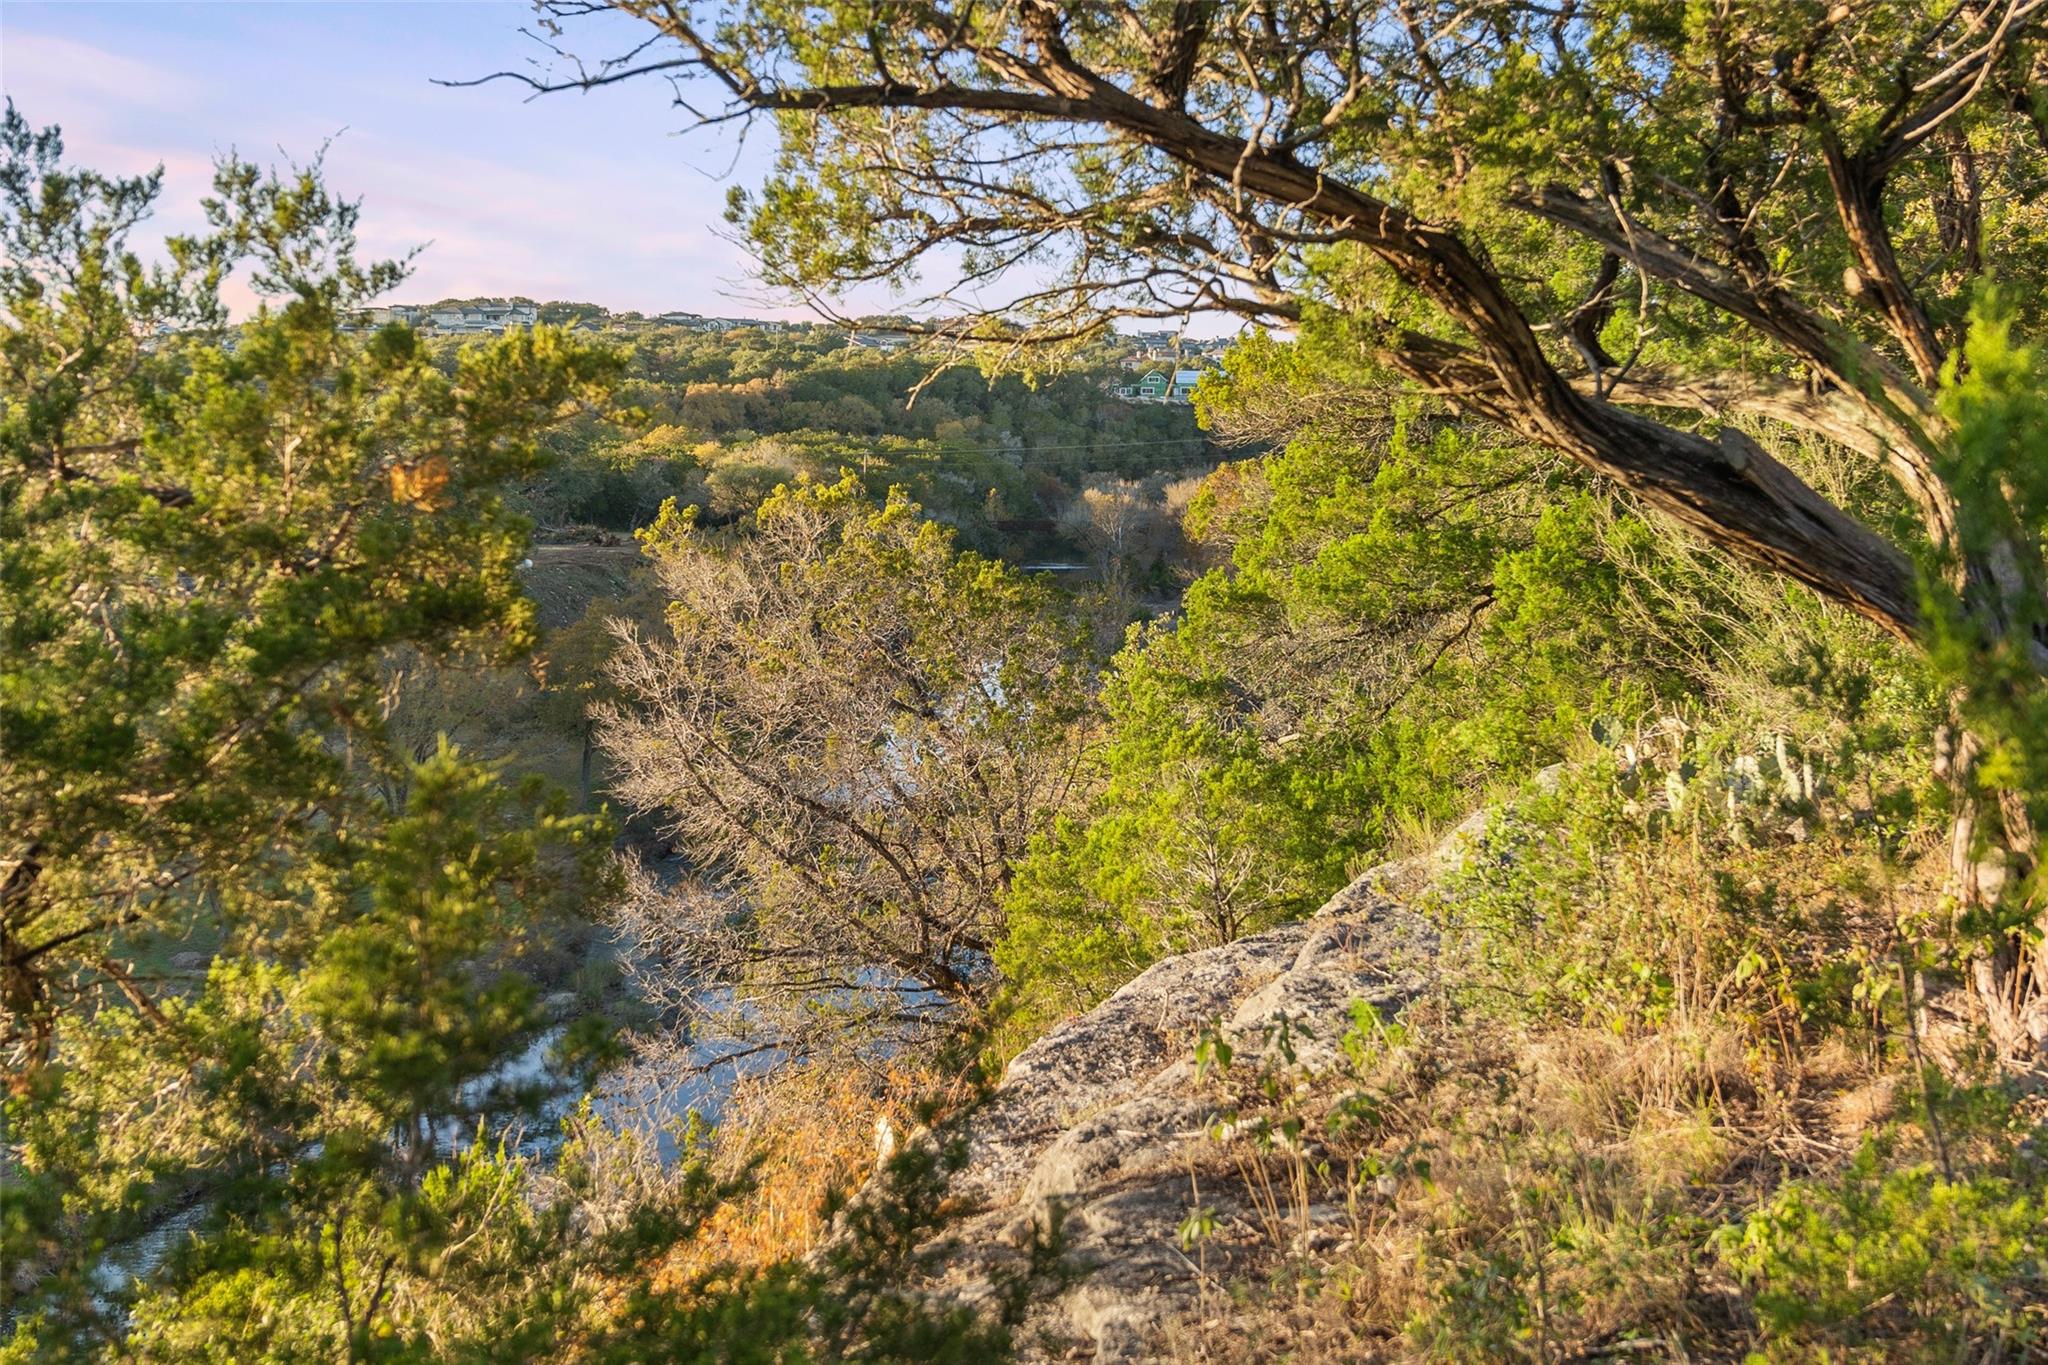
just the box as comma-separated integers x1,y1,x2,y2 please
596,479,1095,1040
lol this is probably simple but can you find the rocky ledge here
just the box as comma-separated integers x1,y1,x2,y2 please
879,863,1442,1360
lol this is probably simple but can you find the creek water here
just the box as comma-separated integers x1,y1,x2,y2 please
87,922,762,1299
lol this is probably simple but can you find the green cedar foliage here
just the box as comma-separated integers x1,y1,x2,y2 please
0,110,635,1358
0,106,621,1075
1919,298,2048,972
996,309,1926,1041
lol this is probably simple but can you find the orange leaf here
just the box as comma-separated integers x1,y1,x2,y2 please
388,455,451,510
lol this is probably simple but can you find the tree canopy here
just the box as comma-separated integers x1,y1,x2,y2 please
0,109,641,1357
504,0,2048,1054
512,0,2036,628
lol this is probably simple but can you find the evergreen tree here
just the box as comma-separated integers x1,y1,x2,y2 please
0,109,633,1357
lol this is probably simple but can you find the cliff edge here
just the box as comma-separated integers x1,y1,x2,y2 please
888,857,1446,1360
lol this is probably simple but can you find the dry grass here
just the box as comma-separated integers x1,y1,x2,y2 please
1157,993,1916,1364
1152,759,1960,1359
1142,741,2048,1362
653,1059,940,1285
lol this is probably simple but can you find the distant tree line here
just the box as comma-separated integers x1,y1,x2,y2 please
485,323,1222,564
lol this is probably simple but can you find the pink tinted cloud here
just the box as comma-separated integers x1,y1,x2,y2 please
2,29,201,111
0,10,902,320
312,133,760,310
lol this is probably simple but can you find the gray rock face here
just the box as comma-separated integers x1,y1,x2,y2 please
954,915,1320,1208
897,867,1439,1360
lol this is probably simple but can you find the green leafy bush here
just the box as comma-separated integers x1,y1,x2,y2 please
1719,1134,2048,1355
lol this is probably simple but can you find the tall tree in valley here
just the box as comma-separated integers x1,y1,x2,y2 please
493,0,2048,1055
600,474,1095,1047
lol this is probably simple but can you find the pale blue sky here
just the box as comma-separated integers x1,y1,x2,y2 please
0,1,821,317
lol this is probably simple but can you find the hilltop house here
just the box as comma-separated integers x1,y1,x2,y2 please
346,301,537,334
1111,370,1168,400
657,311,795,333
657,311,735,331
341,303,422,332
424,302,539,334
1113,363,1213,404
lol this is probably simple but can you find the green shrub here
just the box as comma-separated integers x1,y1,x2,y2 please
1719,1134,2048,1355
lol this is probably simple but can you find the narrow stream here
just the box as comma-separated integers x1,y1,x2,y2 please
88,919,764,1298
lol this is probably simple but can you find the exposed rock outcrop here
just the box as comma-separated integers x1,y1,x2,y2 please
896,867,1441,1360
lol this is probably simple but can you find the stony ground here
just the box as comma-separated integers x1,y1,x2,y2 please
869,857,1445,1361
